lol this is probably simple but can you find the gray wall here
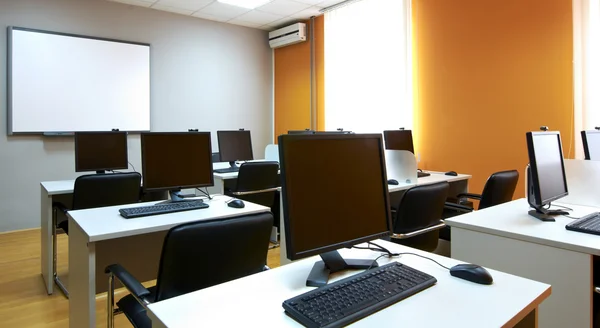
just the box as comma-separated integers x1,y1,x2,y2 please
0,0,273,232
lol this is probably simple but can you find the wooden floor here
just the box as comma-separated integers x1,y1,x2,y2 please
0,228,281,327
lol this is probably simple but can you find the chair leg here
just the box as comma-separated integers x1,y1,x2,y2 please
269,226,280,249
107,273,115,328
52,208,69,298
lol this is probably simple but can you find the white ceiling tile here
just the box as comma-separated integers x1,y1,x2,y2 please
317,0,345,7
289,5,322,19
109,0,157,7
151,3,195,14
198,1,252,19
192,11,230,22
293,0,326,5
154,0,213,11
234,10,284,24
256,0,311,16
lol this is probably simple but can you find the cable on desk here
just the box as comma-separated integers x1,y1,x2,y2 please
550,203,573,211
196,188,212,200
356,241,451,271
128,161,137,172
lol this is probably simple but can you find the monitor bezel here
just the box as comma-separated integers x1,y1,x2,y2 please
278,133,393,261
74,131,128,172
141,132,214,192
383,129,415,154
525,131,569,206
216,130,254,162
581,130,600,160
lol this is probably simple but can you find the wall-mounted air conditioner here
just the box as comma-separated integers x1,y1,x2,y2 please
268,23,306,49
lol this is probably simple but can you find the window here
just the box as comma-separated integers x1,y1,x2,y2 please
324,0,412,133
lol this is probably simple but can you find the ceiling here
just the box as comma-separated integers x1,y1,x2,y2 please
108,0,345,30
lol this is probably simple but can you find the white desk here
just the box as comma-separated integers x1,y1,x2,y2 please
40,179,77,294
66,197,270,328
279,172,471,265
147,239,550,327
446,198,600,328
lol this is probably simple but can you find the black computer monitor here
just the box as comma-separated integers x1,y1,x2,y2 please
278,133,392,287
526,131,569,221
383,129,414,154
581,130,600,160
217,130,253,169
75,131,128,173
141,132,214,202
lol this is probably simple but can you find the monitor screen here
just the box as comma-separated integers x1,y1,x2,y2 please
278,134,392,261
141,132,214,191
582,130,600,160
75,131,128,172
217,130,253,162
526,131,568,205
383,130,414,154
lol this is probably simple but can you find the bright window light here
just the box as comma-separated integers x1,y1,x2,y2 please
217,0,272,9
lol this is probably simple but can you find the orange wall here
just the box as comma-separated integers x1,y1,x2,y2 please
274,16,325,140
413,0,574,198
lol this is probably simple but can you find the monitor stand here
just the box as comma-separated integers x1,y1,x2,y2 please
157,190,202,205
96,170,107,174
306,250,376,287
228,161,238,169
528,206,568,222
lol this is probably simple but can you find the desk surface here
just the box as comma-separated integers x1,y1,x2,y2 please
147,239,549,327
388,171,471,192
67,197,270,243
446,198,600,256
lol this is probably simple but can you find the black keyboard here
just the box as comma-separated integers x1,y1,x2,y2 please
566,212,600,236
283,262,436,328
214,167,239,174
119,200,209,219
417,171,431,178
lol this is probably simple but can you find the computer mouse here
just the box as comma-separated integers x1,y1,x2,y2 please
450,264,493,285
445,171,458,176
387,179,399,185
228,199,245,209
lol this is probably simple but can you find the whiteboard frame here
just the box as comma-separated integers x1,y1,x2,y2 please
7,26,151,135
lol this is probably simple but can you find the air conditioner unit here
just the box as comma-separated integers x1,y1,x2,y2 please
269,23,306,49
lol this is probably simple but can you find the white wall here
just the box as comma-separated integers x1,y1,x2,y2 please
0,0,273,232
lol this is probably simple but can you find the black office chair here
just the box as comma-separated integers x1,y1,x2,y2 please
52,172,142,298
105,212,273,328
441,170,519,240
388,182,449,252
225,161,280,247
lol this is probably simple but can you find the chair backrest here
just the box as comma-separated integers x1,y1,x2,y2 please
72,172,141,210
392,182,449,251
154,212,273,301
479,170,519,210
233,161,279,207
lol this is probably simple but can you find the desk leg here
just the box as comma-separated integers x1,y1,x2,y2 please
69,221,96,328
452,228,591,328
215,177,225,195
41,187,53,294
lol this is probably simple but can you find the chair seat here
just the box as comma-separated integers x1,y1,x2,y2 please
116,286,156,328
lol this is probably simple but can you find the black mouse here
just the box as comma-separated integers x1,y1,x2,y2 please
445,171,458,176
387,179,399,185
228,199,245,208
450,264,493,285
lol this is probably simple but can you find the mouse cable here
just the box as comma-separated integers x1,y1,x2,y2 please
549,203,573,211
128,161,137,172
357,241,451,271
195,188,212,200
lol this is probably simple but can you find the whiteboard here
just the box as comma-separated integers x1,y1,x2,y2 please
7,27,150,134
